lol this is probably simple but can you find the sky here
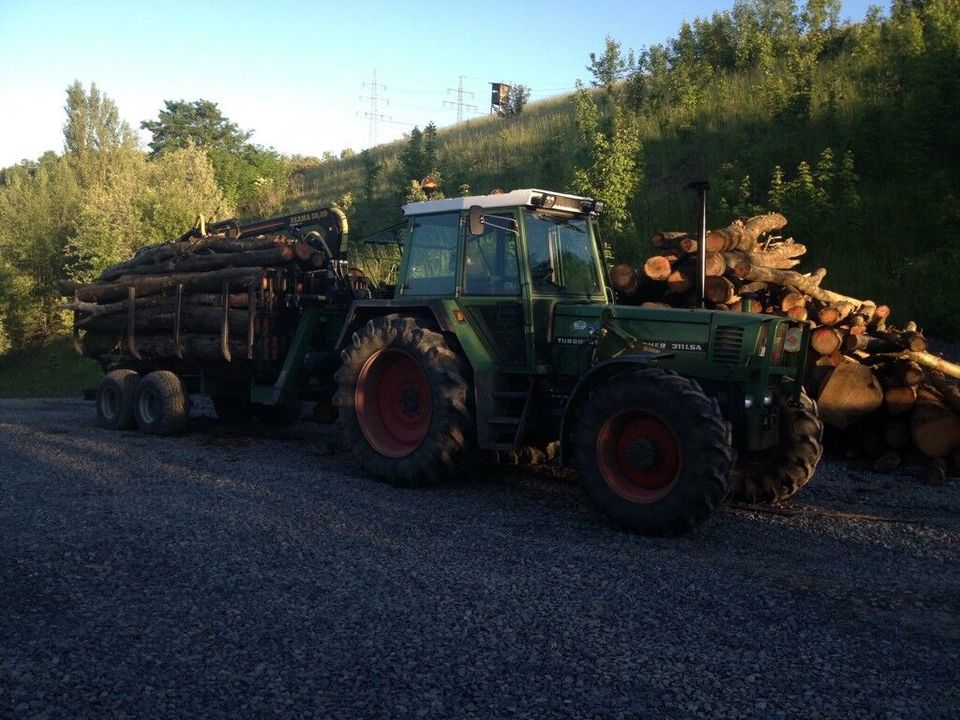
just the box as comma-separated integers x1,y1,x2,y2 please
0,0,878,168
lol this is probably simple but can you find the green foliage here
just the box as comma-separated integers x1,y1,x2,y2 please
141,99,250,155
503,85,531,116
0,337,101,398
0,155,79,347
285,1,960,337
572,37,643,264
141,99,288,217
0,85,228,350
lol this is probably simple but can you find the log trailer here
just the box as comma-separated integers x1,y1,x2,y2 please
71,187,823,534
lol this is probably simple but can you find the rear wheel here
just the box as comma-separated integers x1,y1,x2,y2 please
574,369,734,535
732,391,823,503
96,369,140,430
133,370,189,435
335,315,472,486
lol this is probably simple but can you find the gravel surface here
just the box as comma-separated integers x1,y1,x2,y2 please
1,398,958,719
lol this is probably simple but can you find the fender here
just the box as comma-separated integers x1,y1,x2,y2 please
335,299,456,351
558,353,673,467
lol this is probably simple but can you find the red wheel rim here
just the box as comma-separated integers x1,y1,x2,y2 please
596,410,681,503
356,349,432,457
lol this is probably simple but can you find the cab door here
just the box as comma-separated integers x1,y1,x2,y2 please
456,210,529,369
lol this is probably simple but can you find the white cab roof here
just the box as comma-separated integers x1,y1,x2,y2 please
402,188,596,216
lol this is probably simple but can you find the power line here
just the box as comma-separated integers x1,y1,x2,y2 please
443,75,477,124
360,70,390,145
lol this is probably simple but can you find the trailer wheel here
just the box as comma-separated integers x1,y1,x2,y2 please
96,369,140,430
133,370,189,435
335,315,472,486
574,369,734,535
732,391,823,503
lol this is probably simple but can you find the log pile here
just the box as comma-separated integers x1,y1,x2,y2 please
61,228,335,367
610,213,960,481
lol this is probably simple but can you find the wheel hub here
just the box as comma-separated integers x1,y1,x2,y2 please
356,349,433,458
623,437,657,470
596,410,681,503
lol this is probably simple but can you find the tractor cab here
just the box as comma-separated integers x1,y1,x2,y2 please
398,189,608,372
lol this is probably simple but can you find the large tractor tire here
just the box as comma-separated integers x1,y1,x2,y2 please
96,369,140,430
334,315,472,487
133,370,189,436
574,369,734,535
731,391,823,504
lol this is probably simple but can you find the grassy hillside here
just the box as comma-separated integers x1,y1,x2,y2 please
0,338,101,398
286,5,960,338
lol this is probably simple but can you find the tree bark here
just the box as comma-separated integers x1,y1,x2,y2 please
817,362,884,429
871,350,960,381
743,265,864,307
705,213,788,252
72,267,263,303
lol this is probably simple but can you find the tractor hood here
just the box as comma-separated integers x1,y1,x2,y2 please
551,303,805,381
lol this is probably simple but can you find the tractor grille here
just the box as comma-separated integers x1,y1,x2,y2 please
712,326,745,365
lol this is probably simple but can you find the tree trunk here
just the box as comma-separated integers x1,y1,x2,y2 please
72,267,263,303
817,362,884,429
82,331,248,363
643,255,674,282
911,394,960,458
871,350,960,381
884,384,918,415
811,326,845,356
79,306,250,335
705,213,787,252
743,265,864,307
704,276,736,305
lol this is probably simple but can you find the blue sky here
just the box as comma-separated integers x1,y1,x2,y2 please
0,0,877,167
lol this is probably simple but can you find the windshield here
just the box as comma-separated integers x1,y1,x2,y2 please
524,211,602,296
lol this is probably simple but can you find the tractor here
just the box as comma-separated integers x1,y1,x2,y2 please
333,187,823,533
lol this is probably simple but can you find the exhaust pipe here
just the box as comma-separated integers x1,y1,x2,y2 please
688,180,710,309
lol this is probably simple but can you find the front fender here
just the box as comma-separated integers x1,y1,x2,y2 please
558,354,671,467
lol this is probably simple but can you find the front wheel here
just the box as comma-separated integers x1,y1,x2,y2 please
731,391,824,503
574,369,734,535
334,315,472,486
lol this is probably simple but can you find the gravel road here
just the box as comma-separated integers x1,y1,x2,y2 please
1,398,958,719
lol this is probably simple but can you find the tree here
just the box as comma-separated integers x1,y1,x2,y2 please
140,100,250,156
63,81,137,156
503,85,531,116
360,149,381,206
141,99,288,216
572,41,643,264
63,81,138,189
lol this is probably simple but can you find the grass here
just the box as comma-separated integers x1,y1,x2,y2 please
0,337,102,398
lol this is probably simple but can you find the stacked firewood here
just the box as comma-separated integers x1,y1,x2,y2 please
60,230,331,365
610,213,960,482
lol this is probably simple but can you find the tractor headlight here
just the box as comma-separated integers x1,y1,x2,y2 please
763,390,774,406
743,394,754,409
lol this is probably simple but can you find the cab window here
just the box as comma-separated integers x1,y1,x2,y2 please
401,213,460,295
525,211,602,295
463,213,520,296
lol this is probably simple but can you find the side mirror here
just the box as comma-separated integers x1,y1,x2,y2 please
468,205,485,236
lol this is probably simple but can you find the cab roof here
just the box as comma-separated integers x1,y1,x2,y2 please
401,188,600,217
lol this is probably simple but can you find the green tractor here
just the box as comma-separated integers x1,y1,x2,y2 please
334,187,823,534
